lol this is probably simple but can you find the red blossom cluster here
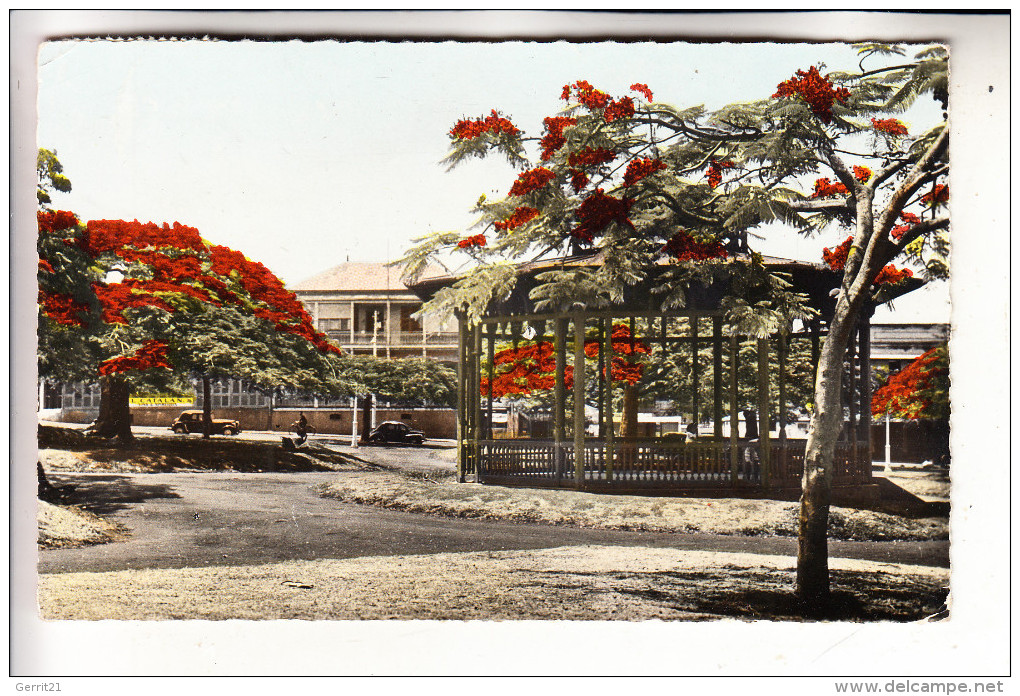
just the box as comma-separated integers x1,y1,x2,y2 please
873,264,914,285
539,116,578,161
604,96,635,122
118,248,203,278
494,340,555,366
623,158,667,187
457,234,487,249
609,359,644,384
706,160,734,189
83,219,205,257
494,207,540,232
98,340,173,376
871,347,945,418
661,231,729,262
39,213,339,358
853,165,873,183
773,66,851,123
921,184,948,208
206,244,337,354
871,118,908,136
563,80,611,109
569,170,590,193
572,189,634,243
567,147,617,169
101,238,244,310
449,109,520,140
891,211,921,241
584,324,648,385
508,167,556,197
811,177,850,198
629,83,654,101
481,341,570,397
821,237,853,271
583,324,651,358
822,236,914,286
91,281,176,324
37,211,87,261
560,81,636,122
37,209,91,327
37,210,80,234
480,325,649,397
38,290,90,327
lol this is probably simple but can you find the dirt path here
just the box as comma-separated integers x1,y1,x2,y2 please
39,470,949,575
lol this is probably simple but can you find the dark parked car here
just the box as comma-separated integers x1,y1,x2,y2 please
366,421,426,446
169,410,241,436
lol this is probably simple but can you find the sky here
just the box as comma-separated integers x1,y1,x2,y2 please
37,36,950,322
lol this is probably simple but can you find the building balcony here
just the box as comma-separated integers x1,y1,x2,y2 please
325,330,458,347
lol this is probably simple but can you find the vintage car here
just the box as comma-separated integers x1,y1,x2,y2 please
366,421,426,446
169,410,241,436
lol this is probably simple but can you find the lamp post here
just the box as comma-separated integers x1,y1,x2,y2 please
371,310,381,430
884,410,892,474
351,395,359,448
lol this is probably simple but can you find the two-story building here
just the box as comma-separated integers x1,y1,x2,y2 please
291,262,457,361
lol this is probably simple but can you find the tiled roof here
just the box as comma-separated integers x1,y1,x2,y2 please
291,262,446,293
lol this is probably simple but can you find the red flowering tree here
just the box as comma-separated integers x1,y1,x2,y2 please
482,324,648,393
872,345,950,421
38,191,350,442
479,324,649,437
400,43,950,607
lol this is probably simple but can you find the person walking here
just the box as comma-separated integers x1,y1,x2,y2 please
294,412,309,445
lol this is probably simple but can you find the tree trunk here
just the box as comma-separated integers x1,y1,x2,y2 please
202,374,212,439
38,462,62,502
798,178,887,610
620,384,639,437
742,409,759,439
618,383,639,466
361,393,374,442
798,303,860,608
92,374,134,443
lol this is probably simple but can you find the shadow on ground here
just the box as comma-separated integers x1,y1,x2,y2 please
39,425,375,473
521,567,949,622
51,474,182,515
872,478,950,518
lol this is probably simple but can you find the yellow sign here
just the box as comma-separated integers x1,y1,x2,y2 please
130,396,194,406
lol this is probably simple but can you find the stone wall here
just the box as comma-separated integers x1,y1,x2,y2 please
49,405,458,440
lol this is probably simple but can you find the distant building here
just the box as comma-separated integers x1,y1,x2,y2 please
291,262,457,361
870,323,949,373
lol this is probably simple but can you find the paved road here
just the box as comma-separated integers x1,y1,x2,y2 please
41,420,455,448
39,469,949,575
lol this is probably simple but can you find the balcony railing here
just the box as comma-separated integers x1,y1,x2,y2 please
325,331,459,347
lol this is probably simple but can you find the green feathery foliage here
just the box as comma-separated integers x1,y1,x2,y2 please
399,43,949,358
347,356,457,407
36,148,72,208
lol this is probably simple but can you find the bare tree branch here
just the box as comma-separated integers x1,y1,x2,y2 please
788,198,853,214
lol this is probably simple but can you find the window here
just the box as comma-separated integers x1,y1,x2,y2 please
401,306,423,333
320,318,351,332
